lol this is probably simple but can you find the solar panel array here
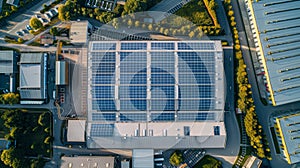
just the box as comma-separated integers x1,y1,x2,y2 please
89,41,221,124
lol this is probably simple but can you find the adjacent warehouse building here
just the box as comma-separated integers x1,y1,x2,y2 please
247,0,300,106
0,50,17,92
275,113,300,164
70,21,92,45
60,156,114,168
19,53,48,104
86,40,226,149
55,61,69,85
67,120,86,142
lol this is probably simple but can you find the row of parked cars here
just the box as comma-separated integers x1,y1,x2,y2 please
15,7,58,37
154,151,164,168
86,0,115,11
16,25,32,37
38,7,58,24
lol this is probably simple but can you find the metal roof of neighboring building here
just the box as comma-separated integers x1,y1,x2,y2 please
276,113,300,164
243,156,262,168
248,0,300,106
20,53,43,63
6,0,19,7
19,53,47,100
0,50,16,74
70,21,90,44
20,64,41,88
0,0,3,13
0,138,10,150
55,61,68,85
132,149,154,168
60,156,114,168
67,120,86,142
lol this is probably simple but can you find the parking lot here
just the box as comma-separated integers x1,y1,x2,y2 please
155,149,205,168
0,0,60,43
86,0,116,11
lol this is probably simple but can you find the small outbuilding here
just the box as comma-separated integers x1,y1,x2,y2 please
55,61,69,85
67,120,86,142
60,156,114,168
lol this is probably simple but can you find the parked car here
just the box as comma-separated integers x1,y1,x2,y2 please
21,29,28,34
25,25,32,30
16,31,23,36
49,9,57,16
35,14,41,18
53,7,58,13
39,18,48,23
44,13,52,20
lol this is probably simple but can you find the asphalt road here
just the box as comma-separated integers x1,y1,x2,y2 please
232,0,300,167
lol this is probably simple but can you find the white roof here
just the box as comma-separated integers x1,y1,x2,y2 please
70,21,90,44
114,122,225,137
132,149,154,168
67,120,86,142
20,64,41,88
55,61,68,85
60,156,114,168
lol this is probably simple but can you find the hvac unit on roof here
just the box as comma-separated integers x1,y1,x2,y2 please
134,129,139,136
149,129,153,136
142,129,147,136
163,129,167,136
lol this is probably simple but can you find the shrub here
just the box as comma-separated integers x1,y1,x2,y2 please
169,151,183,166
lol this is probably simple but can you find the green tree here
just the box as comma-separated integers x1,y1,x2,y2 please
50,27,58,36
38,112,49,127
44,136,53,144
0,93,19,105
58,5,71,21
11,6,18,12
17,38,23,43
29,17,43,30
123,0,147,15
134,21,140,27
169,151,183,166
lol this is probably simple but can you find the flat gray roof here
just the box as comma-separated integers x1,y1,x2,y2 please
132,149,154,168
20,53,43,63
6,0,19,7
19,53,47,100
67,120,86,142
276,113,300,164
20,64,41,88
60,156,114,168
250,0,300,105
0,0,3,13
0,50,16,74
70,21,90,44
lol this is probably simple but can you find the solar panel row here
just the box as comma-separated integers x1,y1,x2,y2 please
91,112,216,122
89,41,219,121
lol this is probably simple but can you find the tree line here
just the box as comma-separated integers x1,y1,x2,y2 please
223,0,271,160
0,110,52,168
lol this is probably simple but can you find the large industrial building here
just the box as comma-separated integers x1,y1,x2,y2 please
60,156,115,168
247,0,300,106
0,50,17,92
19,53,48,104
86,40,226,149
275,113,300,164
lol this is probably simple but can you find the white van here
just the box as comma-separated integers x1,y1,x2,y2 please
154,158,164,162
